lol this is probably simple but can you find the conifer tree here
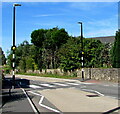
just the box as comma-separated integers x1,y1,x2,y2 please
111,29,120,68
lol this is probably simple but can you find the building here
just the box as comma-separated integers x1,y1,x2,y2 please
87,36,115,44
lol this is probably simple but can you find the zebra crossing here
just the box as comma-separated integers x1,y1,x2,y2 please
28,81,81,90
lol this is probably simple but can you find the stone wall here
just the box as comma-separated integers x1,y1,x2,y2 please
27,68,119,82
79,68,119,82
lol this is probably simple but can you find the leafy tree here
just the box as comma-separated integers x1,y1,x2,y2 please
0,47,6,65
19,57,26,72
31,29,47,71
26,57,35,71
45,27,69,69
101,43,112,67
84,39,104,68
58,37,81,72
58,37,105,71
31,27,69,70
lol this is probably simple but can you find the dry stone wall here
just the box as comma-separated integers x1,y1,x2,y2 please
26,68,119,82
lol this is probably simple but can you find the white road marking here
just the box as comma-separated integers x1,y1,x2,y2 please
53,83,68,86
28,91,61,113
81,82,94,85
67,82,80,86
21,88,38,114
81,89,104,96
29,85,42,89
40,84,55,88
28,91,41,96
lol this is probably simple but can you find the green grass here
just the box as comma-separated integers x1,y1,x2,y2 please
17,72,77,79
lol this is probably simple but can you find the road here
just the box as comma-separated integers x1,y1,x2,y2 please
17,75,119,99
2,74,120,113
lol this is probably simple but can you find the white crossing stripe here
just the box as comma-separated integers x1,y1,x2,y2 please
13,54,15,59
40,84,55,87
13,62,15,67
53,83,68,86
29,85,42,89
13,71,15,75
66,82,80,86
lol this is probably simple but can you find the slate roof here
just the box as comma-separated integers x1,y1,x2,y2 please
87,36,115,44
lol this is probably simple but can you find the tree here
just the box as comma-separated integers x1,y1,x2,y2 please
84,39,104,68
58,37,81,72
111,30,120,68
31,29,47,71
44,27,69,69
0,47,6,65
31,27,69,70
101,43,112,67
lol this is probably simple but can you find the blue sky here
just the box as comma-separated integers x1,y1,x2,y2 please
2,2,118,56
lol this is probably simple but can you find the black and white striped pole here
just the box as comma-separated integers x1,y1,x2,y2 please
12,3,21,89
78,22,84,81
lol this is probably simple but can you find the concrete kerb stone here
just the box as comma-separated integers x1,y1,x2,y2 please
16,74,82,83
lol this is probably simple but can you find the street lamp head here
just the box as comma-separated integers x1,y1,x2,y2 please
13,3,21,7
78,22,82,24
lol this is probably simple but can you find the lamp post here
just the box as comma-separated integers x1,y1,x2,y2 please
12,3,21,88
78,22,84,81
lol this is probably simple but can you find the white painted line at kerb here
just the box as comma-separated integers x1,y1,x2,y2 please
40,84,55,88
53,83,68,86
29,85,42,89
67,82,80,86
81,82,94,85
81,89,104,96
21,88,38,114
28,91,61,113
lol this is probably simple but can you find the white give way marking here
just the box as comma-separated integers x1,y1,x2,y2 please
28,91,61,113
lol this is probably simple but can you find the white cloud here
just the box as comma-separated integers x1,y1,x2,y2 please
70,2,118,11
84,15,117,37
34,14,65,17
85,28,116,37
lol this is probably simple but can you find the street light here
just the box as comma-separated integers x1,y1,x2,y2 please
12,3,21,88
78,22,84,81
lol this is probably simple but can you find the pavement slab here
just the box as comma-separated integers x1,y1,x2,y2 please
38,88,119,112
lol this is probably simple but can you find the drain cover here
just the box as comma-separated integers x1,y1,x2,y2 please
86,94,99,97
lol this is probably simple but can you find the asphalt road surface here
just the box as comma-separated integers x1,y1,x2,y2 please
2,75,119,113
19,78,119,100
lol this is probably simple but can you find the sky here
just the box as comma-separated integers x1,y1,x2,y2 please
1,1,118,56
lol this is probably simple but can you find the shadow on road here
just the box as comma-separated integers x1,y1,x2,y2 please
2,77,32,108
103,106,120,114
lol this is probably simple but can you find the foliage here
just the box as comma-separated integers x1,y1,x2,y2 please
31,27,69,70
58,37,81,72
0,47,6,65
111,30,120,68
84,39,104,67
6,27,114,73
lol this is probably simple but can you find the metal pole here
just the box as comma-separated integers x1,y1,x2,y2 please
81,23,84,81
12,4,21,89
12,5,16,89
78,22,84,81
